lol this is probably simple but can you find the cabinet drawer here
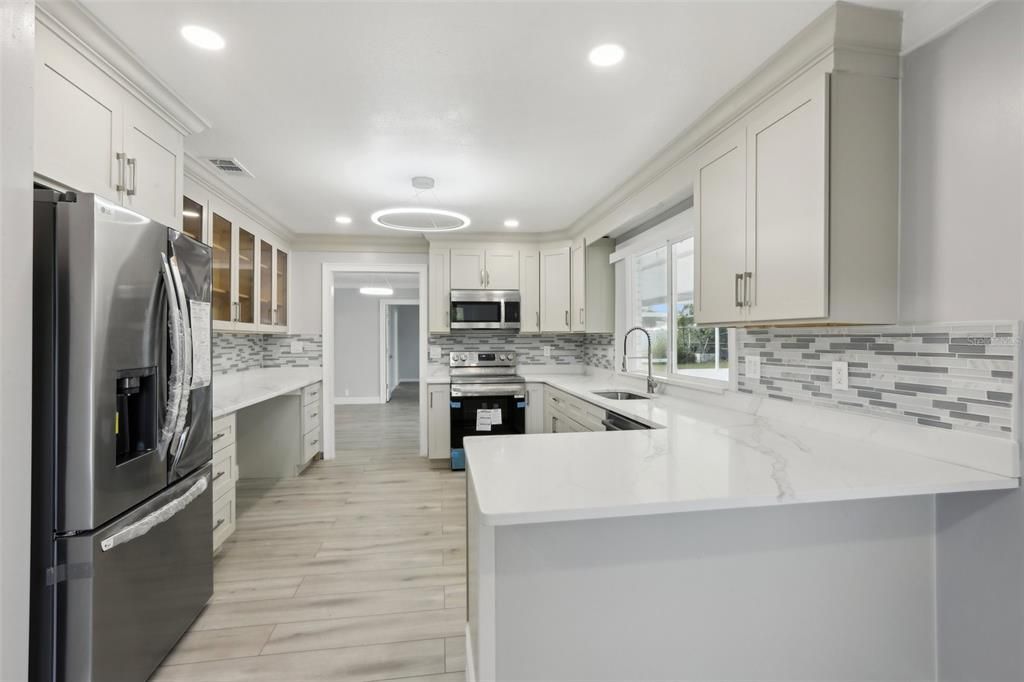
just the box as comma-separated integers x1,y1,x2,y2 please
211,450,234,500
303,428,322,466
212,414,236,453
302,382,322,407
212,488,235,552
303,400,322,434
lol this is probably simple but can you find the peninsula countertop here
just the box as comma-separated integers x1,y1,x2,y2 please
464,372,1019,526
212,367,323,418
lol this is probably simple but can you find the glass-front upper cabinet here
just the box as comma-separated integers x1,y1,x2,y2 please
182,196,205,243
236,227,257,329
275,249,288,329
259,240,273,327
211,212,233,325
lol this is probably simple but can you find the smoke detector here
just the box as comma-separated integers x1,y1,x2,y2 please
207,158,254,178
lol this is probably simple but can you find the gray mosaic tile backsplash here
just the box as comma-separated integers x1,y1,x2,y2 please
428,332,615,367
213,332,323,373
263,334,324,368
737,322,1018,438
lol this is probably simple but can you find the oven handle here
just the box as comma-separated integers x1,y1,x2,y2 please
450,385,527,398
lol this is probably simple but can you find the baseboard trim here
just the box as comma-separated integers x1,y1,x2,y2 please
333,396,381,405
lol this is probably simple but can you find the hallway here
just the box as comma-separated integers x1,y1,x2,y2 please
152,382,467,681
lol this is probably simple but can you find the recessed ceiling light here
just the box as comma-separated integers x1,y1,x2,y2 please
503,219,520,228
181,25,225,51
359,287,394,296
588,43,625,67
371,207,471,233
335,215,353,225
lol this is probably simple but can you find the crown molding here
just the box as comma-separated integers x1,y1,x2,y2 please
561,1,902,243
36,0,209,136
184,153,297,242
291,234,430,254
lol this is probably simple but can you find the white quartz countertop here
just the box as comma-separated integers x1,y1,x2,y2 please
466,373,1019,526
213,367,323,418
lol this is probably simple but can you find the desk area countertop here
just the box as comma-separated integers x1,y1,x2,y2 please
465,372,1020,526
213,368,323,418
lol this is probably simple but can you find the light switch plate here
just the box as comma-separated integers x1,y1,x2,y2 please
429,345,442,361
831,361,849,391
746,355,761,380
543,346,551,358
290,341,304,354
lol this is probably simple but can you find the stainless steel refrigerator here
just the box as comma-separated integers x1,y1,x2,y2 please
30,191,214,681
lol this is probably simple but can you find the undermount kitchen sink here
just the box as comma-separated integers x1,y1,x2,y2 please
592,390,651,401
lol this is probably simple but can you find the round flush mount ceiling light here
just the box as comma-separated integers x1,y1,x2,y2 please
503,218,520,228
181,25,225,51
588,43,625,67
371,207,471,233
334,215,353,225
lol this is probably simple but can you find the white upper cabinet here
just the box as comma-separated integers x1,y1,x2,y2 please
519,250,541,333
570,242,586,331
450,249,486,289
34,23,183,229
450,248,519,290
746,74,828,322
540,247,571,332
694,129,748,325
569,239,615,334
429,249,451,333
694,68,898,326
122,98,182,228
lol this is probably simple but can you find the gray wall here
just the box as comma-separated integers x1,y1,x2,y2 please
333,287,418,400
0,2,34,679
899,2,1024,679
396,305,419,382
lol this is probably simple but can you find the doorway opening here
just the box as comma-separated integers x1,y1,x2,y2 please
381,299,419,403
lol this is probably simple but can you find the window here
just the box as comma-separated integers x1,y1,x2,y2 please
623,210,730,383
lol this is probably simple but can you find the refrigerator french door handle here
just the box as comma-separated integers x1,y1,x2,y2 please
159,255,185,454
168,254,194,474
99,475,208,552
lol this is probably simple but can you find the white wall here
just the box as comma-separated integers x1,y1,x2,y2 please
0,2,34,679
333,287,418,400
898,2,1024,680
292,250,428,334
396,305,419,381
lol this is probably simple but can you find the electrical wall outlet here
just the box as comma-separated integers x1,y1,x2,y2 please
429,345,441,361
543,346,551,358
745,355,761,380
831,361,849,391
290,341,304,354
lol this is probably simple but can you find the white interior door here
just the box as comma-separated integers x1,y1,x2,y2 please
386,307,398,401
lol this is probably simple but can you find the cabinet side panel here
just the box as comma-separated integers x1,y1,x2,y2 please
828,72,899,323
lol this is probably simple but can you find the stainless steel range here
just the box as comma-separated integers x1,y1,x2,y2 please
449,351,526,470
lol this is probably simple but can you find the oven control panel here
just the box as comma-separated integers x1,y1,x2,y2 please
449,351,517,367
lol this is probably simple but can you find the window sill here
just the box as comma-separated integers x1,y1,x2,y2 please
620,370,729,395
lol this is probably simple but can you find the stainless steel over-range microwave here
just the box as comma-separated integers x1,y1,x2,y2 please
450,289,521,330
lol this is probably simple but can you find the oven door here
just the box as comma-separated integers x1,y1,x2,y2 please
450,390,527,448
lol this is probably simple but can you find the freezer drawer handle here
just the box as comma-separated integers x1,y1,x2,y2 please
100,475,208,552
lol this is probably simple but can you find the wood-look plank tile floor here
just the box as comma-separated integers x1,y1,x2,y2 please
153,383,467,682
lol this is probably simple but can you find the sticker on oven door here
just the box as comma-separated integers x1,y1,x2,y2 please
490,408,502,426
475,410,492,431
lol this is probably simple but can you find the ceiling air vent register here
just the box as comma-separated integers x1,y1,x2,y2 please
207,158,254,178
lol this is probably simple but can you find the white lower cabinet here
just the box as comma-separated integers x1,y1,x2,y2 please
543,387,605,433
234,381,324,479
301,382,324,468
211,413,238,552
428,384,451,460
525,384,544,434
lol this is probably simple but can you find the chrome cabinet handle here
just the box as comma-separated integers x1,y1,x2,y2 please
430,392,433,408
480,269,485,287
564,310,569,326
536,311,540,329
115,152,127,193
311,412,318,418
579,307,584,325
213,470,226,482
744,272,752,307
213,518,226,531
311,439,319,446
734,273,743,307
445,310,449,327
126,157,138,196
213,432,226,441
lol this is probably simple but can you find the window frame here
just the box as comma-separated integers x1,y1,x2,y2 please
620,213,736,393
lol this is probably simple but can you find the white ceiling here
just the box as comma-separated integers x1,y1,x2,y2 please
82,0,990,238
333,271,420,291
